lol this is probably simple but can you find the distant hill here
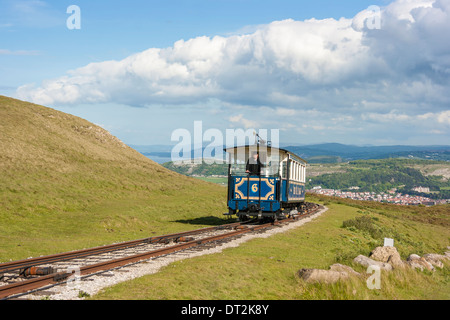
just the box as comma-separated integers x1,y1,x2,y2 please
136,143,450,164
284,143,450,162
306,159,450,199
0,96,226,261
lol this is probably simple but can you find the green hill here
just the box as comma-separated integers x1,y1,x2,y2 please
307,159,450,197
93,194,449,300
162,160,227,176
0,96,227,261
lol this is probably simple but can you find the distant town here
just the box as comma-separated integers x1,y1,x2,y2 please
308,186,449,206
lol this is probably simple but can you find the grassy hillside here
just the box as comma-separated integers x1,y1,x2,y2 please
93,194,449,300
162,161,227,176
0,96,227,261
307,159,450,197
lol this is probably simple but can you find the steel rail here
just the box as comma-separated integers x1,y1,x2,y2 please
1,203,322,299
0,222,272,299
0,222,242,275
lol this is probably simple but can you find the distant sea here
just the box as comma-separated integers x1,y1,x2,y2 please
143,155,172,164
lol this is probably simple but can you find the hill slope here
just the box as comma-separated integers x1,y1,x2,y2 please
0,96,227,261
307,159,450,197
285,143,450,162
92,194,449,300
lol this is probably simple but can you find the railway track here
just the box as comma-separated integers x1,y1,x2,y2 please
0,202,322,300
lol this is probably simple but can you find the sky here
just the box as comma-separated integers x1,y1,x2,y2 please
1,0,449,147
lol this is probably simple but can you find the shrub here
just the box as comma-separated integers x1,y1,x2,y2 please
342,215,382,239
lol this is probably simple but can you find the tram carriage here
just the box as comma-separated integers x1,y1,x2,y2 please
224,143,307,221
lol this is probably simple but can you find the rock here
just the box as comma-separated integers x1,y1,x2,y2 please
353,255,393,271
297,268,349,284
370,246,405,268
370,246,397,262
387,253,406,268
406,253,447,270
329,263,361,276
422,254,446,268
407,254,421,261
423,253,449,261
406,260,425,271
297,263,361,284
420,257,435,271
407,257,435,272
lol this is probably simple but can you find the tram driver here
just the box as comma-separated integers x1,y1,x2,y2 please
246,151,262,175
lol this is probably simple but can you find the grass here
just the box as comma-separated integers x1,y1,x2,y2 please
193,176,228,185
0,96,228,261
91,194,449,300
1,96,448,299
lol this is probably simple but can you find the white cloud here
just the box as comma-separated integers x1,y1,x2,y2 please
362,112,411,122
228,114,258,129
16,15,370,106
15,0,450,142
436,110,450,125
275,107,297,116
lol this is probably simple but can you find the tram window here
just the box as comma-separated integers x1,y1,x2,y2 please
230,163,247,175
291,161,294,180
293,162,297,181
293,162,296,181
229,150,280,177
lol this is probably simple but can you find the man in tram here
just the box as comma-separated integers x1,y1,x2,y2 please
246,151,262,175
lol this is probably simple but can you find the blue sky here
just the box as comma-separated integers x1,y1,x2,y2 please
1,0,449,146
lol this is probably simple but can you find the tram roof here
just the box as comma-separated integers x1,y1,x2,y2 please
224,144,307,164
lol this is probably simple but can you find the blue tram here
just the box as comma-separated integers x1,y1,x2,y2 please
224,144,307,221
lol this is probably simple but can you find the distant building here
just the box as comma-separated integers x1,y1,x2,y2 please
307,187,446,206
412,186,430,193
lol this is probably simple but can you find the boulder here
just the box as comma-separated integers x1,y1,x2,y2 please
406,253,447,270
422,253,446,268
370,246,405,268
407,254,421,261
297,268,349,284
407,257,435,272
329,263,361,277
353,255,393,271
423,253,448,261
370,246,397,262
387,253,405,268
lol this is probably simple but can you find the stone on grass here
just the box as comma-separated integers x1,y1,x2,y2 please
297,264,361,284
353,255,393,271
297,268,349,284
407,257,435,271
329,263,361,276
370,246,405,268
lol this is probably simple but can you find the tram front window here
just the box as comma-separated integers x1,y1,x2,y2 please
230,159,279,177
